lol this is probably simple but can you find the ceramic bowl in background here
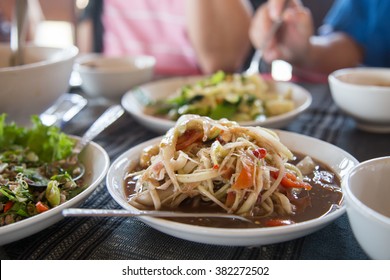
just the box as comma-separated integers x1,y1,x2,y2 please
75,54,156,100
0,43,78,125
343,156,390,259
328,67,390,133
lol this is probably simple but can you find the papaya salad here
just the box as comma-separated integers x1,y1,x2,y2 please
0,115,85,226
146,71,295,122
125,115,342,228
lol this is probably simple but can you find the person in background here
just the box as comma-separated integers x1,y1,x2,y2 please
77,0,253,76
249,0,390,78
0,0,43,43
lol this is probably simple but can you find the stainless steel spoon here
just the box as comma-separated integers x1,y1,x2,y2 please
30,105,124,187
10,0,27,66
62,208,252,223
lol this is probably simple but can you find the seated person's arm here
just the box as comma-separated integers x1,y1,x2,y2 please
186,0,253,74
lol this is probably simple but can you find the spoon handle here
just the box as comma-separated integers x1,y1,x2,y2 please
10,0,28,66
62,208,251,223
73,105,124,154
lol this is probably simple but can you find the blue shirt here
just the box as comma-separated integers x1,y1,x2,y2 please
322,0,390,67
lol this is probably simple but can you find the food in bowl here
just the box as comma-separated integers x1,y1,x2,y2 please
145,71,295,122
0,115,85,226
328,67,390,133
124,115,343,228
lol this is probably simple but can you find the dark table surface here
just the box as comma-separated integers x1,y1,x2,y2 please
1,81,389,260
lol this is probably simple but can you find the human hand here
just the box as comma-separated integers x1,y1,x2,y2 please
249,0,314,66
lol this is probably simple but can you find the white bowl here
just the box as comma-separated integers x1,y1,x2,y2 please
75,54,156,100
106,130,358,246
0,43,78,126
0,137,110,246
329,67,390,133
343,156,390,259
121,76,312,134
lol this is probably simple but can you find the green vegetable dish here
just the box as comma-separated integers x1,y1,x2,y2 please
146,71,295,122
0,114,85,226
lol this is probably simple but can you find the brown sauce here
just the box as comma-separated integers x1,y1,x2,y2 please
124,153,342,228
338,74,390,87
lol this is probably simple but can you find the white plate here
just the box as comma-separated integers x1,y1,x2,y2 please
121,76,312,134
106,131,358,246
0,139,110,246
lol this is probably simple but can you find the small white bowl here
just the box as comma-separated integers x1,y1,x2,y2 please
343,156,390,259
0,43,78,126
329,67,390,133
75,54,156,100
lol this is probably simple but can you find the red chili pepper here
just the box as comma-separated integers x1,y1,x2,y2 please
3,201,14,212
271,171,312,190
252,148,267,159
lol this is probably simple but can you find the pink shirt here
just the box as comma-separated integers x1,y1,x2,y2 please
102,0,201,76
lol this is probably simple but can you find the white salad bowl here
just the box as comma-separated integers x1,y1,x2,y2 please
0,138,110,246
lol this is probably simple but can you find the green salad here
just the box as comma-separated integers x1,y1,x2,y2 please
0,114,84,226
145,71,295,122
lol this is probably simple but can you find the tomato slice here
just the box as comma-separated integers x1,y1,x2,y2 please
232,164,254,190
36,201,50,213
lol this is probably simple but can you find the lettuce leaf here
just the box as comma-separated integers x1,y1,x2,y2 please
0,114,75,163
